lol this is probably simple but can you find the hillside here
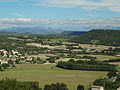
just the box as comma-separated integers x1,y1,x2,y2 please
70,29,120,46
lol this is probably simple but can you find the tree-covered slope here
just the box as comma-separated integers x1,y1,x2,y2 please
70,29,120,46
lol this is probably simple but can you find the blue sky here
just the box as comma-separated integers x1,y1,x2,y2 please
0,0,120,31
0,0,120,19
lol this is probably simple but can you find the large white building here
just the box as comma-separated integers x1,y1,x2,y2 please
0,60,8,65
92,86,104,90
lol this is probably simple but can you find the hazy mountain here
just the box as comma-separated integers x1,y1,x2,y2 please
0,26,120,35
0,27,63,35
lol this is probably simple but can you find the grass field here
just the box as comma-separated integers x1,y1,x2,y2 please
44,39,68,44
0,64,107,90
78,55,119,61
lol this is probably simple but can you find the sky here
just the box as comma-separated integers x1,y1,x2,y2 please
0,0,120,31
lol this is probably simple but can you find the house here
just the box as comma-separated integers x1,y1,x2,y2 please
26,57,33,61
109,77,117,82
0,60,8,65
116,55,120,57
0,49,8,57
12,50,19,55
92,86,104,90
117,87,120,90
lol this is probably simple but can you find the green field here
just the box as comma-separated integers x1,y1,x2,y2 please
0,64,107,90
78,55,119,61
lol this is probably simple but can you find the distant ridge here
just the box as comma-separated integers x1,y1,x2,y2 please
0,31,19,35
60,31,87,35
0,27,63,35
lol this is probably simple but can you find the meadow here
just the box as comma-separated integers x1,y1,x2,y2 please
0,64,107,90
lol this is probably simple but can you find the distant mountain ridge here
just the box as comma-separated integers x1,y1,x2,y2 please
60,31,87,35
0,27,63,35
1,25,120,35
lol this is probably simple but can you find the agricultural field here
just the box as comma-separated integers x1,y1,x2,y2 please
79,44,117,50
29,53,57,60
78,55,120,61
26,43,66,49
43,39,68,44
27,42,118,51
0,64,107,90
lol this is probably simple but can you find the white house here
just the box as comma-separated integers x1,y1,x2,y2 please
12,50,19,55
92,86,104,90
116,55,120,57
0,60,8,65
117,87,120,90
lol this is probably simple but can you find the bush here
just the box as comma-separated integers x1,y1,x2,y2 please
0,78,41,90
44,83,69,90
93,78,115,90
107,71,117,78
77,85,84,90
2,63,10,69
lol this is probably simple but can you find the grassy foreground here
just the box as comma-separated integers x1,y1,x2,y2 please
0,64,107,90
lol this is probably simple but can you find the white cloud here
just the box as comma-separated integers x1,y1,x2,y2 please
35,0,120,12
0,17,120,30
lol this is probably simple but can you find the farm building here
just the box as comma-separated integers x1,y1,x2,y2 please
0,60,8,65
91,86,104,90
117,87,120,90
116,55,120,57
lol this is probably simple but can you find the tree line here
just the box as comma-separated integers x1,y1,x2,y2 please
56,59,117,71
0,78,84,90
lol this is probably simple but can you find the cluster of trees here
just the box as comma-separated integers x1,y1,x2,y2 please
56,59,116,71
66,46,82,50
104,58,120,62
15,57,45,64
0,78,85,90
17,46,49,55
46,56,60,63
65,44,79,46
44,83,69,90
93,70,120,90
0,61,15,71
32,57,45,64
0,78,41,90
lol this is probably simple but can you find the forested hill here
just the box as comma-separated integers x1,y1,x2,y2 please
70,29,120,46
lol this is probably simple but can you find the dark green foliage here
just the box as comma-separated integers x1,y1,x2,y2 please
56,60,116,71
44,83,69,90
36,57,44,64
0,78,41,90
46,56,60,63
0,65,3,71
107,71,117,78
28,81,41,90
2,63,10,69
68,59,75,63
77,85,84,90
70,29,120,46
93,78,115,90
104,59,120,62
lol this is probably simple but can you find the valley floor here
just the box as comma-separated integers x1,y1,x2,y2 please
0,64,107,90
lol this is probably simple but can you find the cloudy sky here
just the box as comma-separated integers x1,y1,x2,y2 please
0,0,120,31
